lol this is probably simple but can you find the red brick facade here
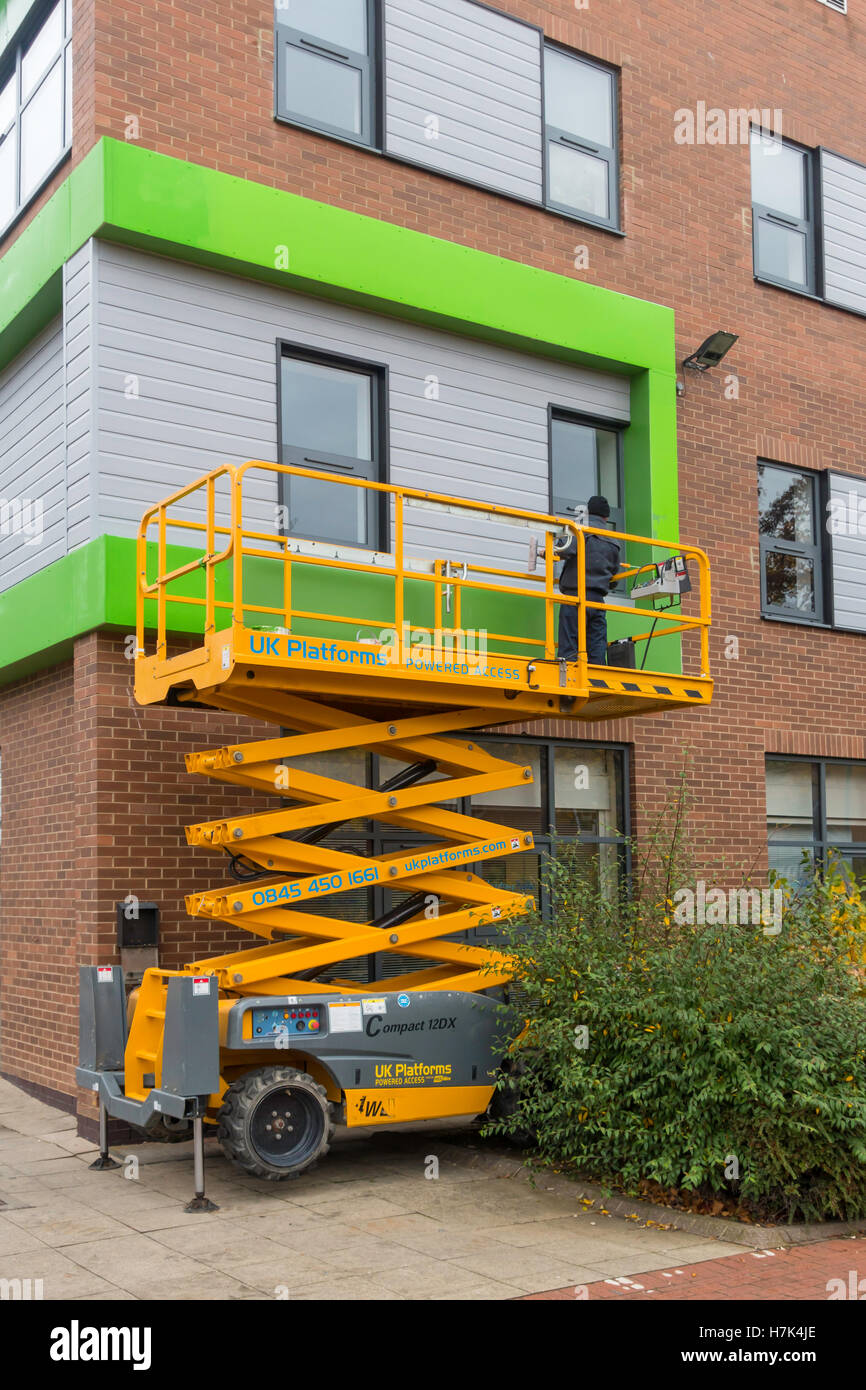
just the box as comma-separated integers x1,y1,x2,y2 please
0,633,271,1106
1,0,864,1108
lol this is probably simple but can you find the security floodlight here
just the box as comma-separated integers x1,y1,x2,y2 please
682,331,738,373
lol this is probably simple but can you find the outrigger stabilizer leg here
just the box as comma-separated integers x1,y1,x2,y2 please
185,1114,218,1213
88,1099,121,1171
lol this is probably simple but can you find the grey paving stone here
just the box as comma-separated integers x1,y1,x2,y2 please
3,1196,131,1248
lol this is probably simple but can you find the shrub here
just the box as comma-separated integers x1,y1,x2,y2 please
486,791,866,1224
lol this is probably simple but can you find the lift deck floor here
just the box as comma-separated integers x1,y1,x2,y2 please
137,624,713,721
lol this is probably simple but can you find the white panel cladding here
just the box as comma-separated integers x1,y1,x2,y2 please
91,242,630,575
384,0,543,204
821,151,866,316
0,317,65,593
64,242,95,554
829,472,866,632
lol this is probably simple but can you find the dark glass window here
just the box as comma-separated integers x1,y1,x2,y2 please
275,0,376,146
750,131,816,294
279,348,384,550
767,757,866,885
550,413,624,531
543,46,619,229
758,462,824,623
471,738,629,918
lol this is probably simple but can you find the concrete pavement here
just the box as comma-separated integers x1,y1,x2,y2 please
0,1076,760,1300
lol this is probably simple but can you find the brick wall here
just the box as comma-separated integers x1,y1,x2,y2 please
0,631,274,1107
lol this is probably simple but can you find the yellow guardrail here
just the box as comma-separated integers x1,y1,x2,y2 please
136,461,711,687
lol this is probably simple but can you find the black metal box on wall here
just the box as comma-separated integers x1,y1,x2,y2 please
116,901,160,949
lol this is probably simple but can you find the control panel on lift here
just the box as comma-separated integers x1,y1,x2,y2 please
630,555,692,601
252,1004,325,1038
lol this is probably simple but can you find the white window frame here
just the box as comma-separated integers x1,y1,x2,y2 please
0,0,73,241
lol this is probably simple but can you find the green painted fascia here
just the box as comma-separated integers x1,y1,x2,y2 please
0,533,195,687
1,137,674,377
0,534,113,686
99,140,674,375
0,141,106,367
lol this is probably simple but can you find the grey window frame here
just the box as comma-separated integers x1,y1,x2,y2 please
542,42,620,232
276,340,389,552
758,460,827,625
0,0,73,243
751,131,818,296
548,408,626,533
766,755,866,883
274,0,378,148
468,735,630,921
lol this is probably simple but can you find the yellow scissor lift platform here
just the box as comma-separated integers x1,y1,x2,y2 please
77,461,712,1205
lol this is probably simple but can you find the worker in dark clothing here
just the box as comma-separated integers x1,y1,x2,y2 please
557,496,621,664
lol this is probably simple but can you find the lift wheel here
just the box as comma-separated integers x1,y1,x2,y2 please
217,1065,335,1180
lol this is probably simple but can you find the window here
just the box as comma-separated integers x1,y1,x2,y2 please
549,413,624,532
0,0,72,238
766,757,866,885
470,739,629,916
758,462,826,623
750,130,816,294
543,45,619,229
278,346,386,550
274,0,376,146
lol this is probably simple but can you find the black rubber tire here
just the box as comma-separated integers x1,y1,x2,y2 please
132,1115,193,1144
487,1058,536,1147
217,1066,334,1181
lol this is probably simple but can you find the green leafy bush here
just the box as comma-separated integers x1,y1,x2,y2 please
486,792,866,1224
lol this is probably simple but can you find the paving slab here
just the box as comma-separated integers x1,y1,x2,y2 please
0,1075,842,1302
2,1195,132,1248
56,1232,215,1296
0,1214,45,1257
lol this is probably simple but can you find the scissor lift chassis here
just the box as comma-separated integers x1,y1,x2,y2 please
78,966,505,1208
76,461,712,1206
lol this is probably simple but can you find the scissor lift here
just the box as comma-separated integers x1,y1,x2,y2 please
77,461,712,1208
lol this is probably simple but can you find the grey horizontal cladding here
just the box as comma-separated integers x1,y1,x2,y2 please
0,317,66,593
829,473,866,632
820,150,866,316
91,242,628,576
384,0,543,204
